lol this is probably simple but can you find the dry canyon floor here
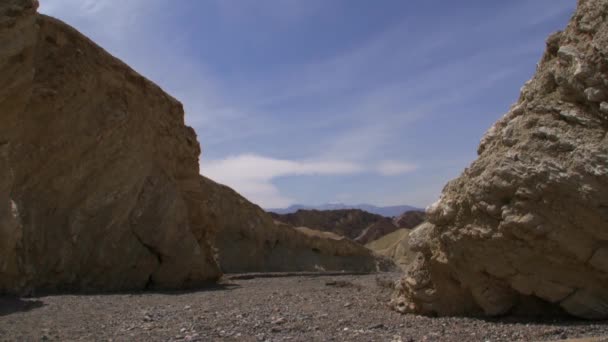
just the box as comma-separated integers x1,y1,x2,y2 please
1,273,607,342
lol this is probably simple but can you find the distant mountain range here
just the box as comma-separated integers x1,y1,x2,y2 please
267,203,422,217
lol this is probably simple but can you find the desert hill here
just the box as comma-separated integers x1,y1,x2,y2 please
366,229,417,270
271,208,425,245
270,209,383,241
268,203,420,217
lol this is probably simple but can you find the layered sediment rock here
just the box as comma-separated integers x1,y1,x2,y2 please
0,0,221,293
392,0,608,319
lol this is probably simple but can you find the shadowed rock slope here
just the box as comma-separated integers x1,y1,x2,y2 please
392,0,608,319
200,177,390,273
0,1,392,293
0,0,222,293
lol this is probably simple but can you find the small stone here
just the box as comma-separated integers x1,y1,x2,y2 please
369,323,385,329
585,87,605,102
391,335,403,342
271,317,285,325
600,102,608,114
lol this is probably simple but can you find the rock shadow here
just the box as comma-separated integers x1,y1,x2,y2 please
37,282,241,298
0,297,45,316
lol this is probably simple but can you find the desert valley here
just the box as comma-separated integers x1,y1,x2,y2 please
1,0,608,341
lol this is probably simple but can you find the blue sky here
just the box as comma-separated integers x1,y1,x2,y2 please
40,0,575,208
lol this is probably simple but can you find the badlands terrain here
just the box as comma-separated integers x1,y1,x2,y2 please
1,0,608,341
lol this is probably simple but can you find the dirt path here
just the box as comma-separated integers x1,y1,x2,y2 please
1,273,607,341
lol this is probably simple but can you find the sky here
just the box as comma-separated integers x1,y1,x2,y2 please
40,0,576,209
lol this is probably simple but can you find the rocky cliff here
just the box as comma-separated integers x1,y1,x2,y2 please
0,0,221,293
392,0,608,319
200,177,389,273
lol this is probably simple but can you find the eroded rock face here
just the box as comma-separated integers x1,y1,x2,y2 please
0,1,221,293
392,0,608,319
199,177,390,273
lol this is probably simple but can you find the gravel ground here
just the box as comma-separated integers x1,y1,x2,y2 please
1,273,607,342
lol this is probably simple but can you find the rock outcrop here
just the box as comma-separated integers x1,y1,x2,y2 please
392,0,608,319
200,177,390,273
0,0,221,293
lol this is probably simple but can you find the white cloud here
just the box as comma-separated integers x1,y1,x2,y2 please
200,154,360,208
201,154,416,208
377,161,418,176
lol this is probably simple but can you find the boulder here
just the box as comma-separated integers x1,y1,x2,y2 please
392,0,608,319
0,0,220,294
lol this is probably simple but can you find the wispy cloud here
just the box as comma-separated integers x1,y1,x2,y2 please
201,154,417,208
377,161,418,176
